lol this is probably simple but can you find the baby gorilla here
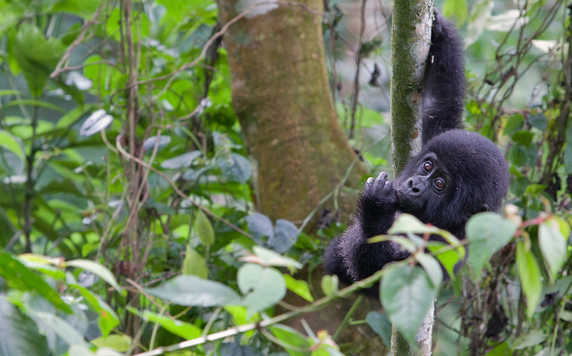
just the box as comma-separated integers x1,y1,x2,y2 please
324,130,509,284
324,11,510,286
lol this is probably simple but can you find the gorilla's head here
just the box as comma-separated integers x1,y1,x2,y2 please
395,129,509,236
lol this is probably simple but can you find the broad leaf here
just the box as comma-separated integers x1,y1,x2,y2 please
466,213,517,281
161,151,201,169
0,296,49,356
146,276,240,307
246,212,274,244
284,275,314,302
193,210,214,247
381,264,437,344
0,251,72,313
516,240,542,318
67,259,121,292
137,310,201,340
269,219,299,253
182,246,208,279
365,311,392,348
238,264,286,316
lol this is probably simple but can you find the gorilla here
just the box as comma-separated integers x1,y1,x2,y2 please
324,11,509,285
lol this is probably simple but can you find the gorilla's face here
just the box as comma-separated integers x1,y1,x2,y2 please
395,152,452,216
394,130,510,235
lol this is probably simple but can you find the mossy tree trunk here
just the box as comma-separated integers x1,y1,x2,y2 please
217,0,366,226
389,0,434,355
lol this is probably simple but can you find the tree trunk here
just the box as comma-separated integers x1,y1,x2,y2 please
389,0,435,354
217,0,366,226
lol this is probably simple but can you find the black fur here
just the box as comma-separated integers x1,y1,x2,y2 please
324,11,509,285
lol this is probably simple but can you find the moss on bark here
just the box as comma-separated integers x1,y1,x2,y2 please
217,0,366,227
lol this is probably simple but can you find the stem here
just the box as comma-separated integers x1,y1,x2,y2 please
23,105,39,252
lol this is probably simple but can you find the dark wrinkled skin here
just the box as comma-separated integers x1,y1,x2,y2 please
324,11,510,289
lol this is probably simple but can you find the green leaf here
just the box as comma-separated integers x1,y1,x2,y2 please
284,274,314,302
427,242,462,279
146,275,240,307
444,0,468,26
66,259,121,292
0,130,24,161
51,0,100,18
381,264,437,344
538,217,567,281
321,275,338,296
512,329,546,349
466,213,517,281
251,246,302,269
71,284,119,337
9,24,65,97
193,210,214,247
0,251,72,313
91,334,131,352
388,214,438,235
269,324,311,356
238,264,286,316
0,296,50,356
365,311,392,348
182,246,208,279
415,253,443,288
31,311,89,349
516,240,542,318
137,310,201,340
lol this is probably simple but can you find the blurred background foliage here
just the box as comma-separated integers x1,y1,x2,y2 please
0,0,570,355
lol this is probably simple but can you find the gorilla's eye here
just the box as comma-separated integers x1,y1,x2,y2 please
433,177,446,191
423,161,433,172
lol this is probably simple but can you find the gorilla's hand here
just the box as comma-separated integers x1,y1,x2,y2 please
361,172,398,213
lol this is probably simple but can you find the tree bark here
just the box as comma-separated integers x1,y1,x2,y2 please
389,0,434,355
217,0,366,226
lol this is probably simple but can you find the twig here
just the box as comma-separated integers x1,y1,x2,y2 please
50,1,107,78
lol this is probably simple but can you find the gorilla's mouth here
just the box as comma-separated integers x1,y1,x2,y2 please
396,189,424,214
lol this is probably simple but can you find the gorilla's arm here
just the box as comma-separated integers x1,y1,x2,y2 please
324,173,406,282
421,11,466,144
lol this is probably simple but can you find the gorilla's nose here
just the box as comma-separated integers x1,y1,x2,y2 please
405,176,426,196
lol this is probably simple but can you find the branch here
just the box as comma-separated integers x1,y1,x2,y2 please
133,259,410,356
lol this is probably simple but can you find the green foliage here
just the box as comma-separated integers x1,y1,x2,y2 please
0,0,569,355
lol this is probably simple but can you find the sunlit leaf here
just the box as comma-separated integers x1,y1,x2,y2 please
0,130,24,161
284,274,314,302
67,259,121,292
516,240,542,318
321,275,338,296
136,310,201,340
91,334,131,352
0,251,72,313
